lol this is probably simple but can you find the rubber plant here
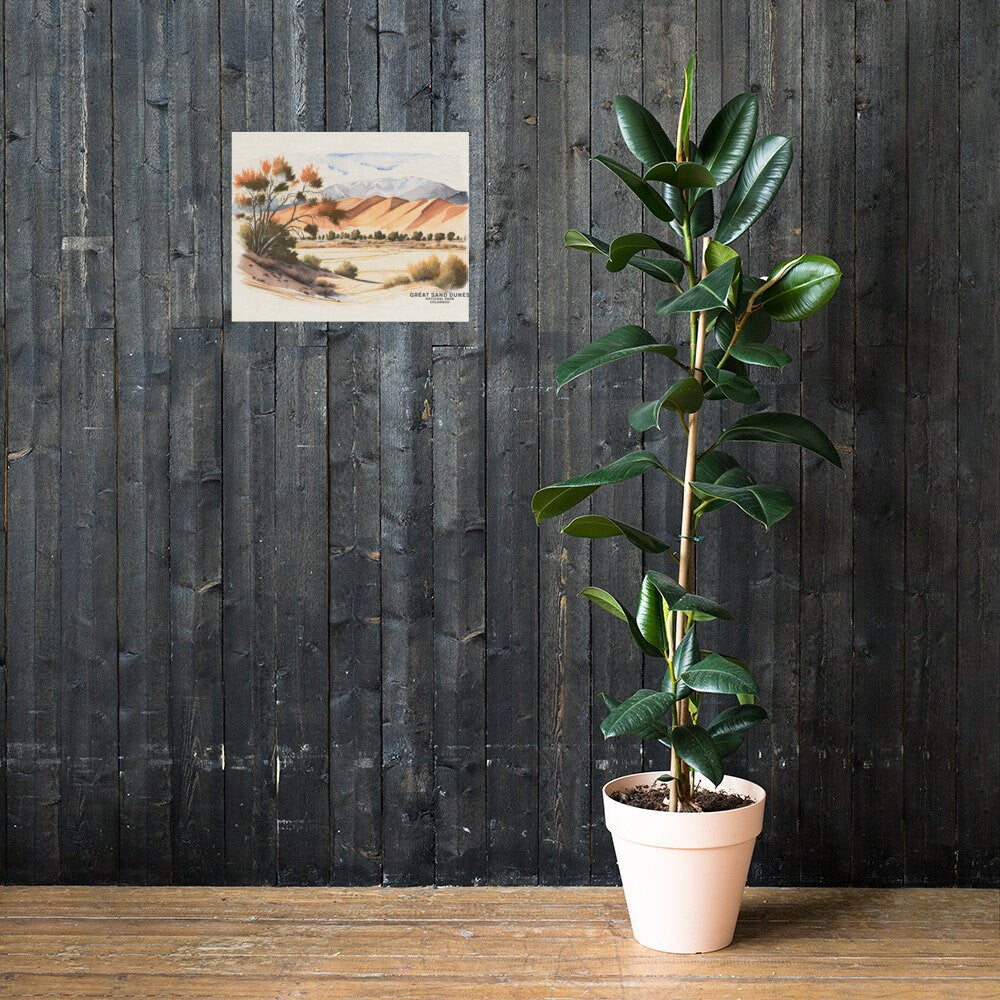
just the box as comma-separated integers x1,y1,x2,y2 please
533,55,843,812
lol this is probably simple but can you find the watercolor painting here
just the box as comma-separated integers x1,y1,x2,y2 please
231,132,470,323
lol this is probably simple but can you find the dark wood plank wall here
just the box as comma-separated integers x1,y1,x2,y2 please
1,0,997,887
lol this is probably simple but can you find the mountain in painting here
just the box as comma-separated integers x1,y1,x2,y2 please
319,175,468,204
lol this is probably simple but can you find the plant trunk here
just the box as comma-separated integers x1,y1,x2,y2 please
669,239,709,812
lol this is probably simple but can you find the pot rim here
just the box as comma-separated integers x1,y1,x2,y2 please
602,770,766,819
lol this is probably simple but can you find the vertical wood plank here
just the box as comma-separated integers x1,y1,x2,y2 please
537,0,591,884
484,0,539,884
957,0,1000,889
737,0,803,885
325,0,383,887
167,1,223,329
113,0,173,884
588,0,643,885
377,0,436,888
904,0,959,886
273,0,331,886
853,0,907,887
59,328,117,882
57,0,117,884
430,0,487,885
169,327,225,882
798,0,855,886
59,0,114,329
220,0,278,886
432,346,487,883
4,0,63,884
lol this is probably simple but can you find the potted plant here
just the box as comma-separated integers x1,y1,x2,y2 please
532,55,843,953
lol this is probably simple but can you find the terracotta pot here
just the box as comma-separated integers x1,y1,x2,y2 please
603,771,766,953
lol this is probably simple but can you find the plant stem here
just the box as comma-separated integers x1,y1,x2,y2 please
669,237,710,811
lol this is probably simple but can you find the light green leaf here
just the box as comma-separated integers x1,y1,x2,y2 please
683,653,759,696
715,411,843,469
659,256,740,315
593,155,675,223
698,93,759,184
565,229,610,254
760,254,842,321
628,377,704,431
671,724,724,787
705,239,739,272
715,134,794,244
676,54,696,160
555,325,677,390
614,95,675,167
562,515,677,558
636,574,669,651
532,451,666,522
690,480,794,529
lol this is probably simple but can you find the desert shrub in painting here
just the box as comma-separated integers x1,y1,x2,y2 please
382,273,412,288
408,255,442,281
435,253,468,290
234,156,345,259
334,260,359,279
301,253,322,268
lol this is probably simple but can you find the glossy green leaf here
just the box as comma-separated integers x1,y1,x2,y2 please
562,515,677,557
692,455,754,515
690,480,793,529
593,155,675,223
707,703,768,737
614,95,675,166
659,257,740,315
532,450,666,522
565,229,610,254
760,254,842,321
675,54,696,160
728,342,792,368
602,689,675,738
714,308,772,352
662,184,714,239
683,653,759,696
583,587,662,658
643,161,717,189
671,724,724,787
672,624,700,699
607,233,683,272
716,411,843,469
629,255,686,284
702,363,760,404
636,574,669,651
628,377,704,431
698,92,759,184
599,692,670,740
654,290,680,314
555,325,677,390
715,134,793,244
644,570,732,621
705,239,739,272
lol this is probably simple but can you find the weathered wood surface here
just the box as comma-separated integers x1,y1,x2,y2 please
1,1,997,888
0,887,996,999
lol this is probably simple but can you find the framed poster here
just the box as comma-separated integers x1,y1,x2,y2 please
231,132,470,323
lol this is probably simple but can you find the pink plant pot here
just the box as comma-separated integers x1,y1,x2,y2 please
603,771,766,953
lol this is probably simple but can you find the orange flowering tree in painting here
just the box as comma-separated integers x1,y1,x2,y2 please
234,156,345,261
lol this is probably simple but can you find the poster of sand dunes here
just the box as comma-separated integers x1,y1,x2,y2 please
231,132,470,323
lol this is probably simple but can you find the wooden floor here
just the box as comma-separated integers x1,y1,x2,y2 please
0,887,997,999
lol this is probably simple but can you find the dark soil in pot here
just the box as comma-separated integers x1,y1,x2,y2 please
611,784,754,813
